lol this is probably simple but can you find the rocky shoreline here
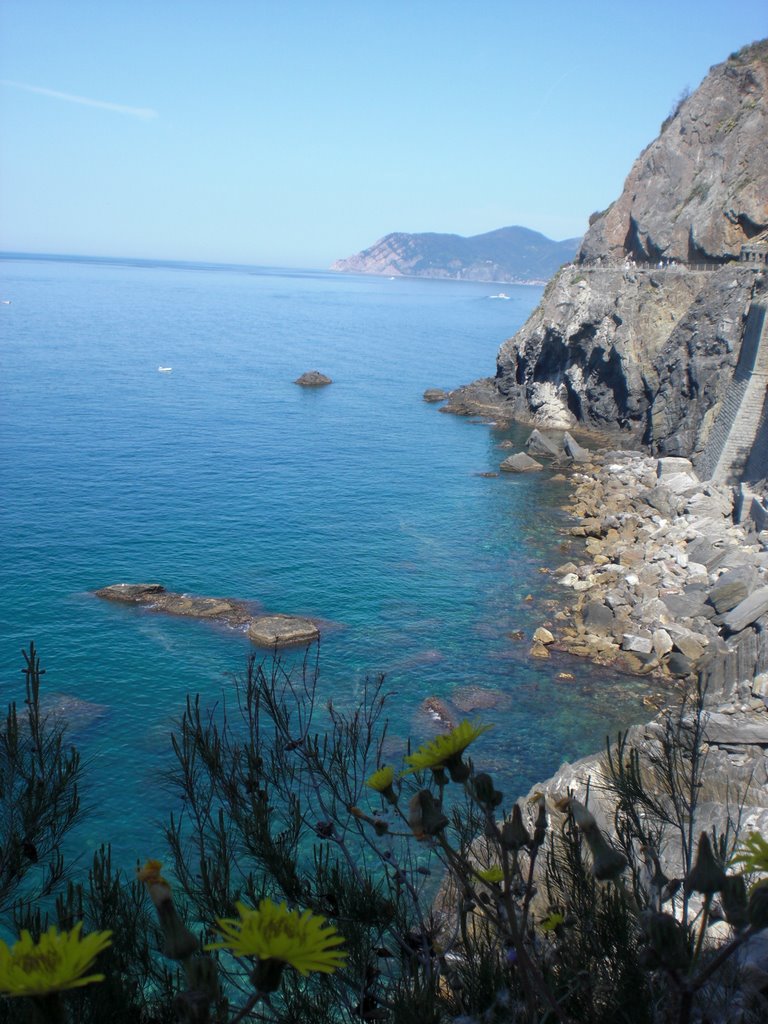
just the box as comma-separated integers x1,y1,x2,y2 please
493,436,768,877
540,450,768,683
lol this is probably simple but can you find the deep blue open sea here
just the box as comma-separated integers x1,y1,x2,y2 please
0,254,647,864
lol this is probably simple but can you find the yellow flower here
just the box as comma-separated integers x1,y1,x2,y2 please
365,765,398,804
402,721,491,779
0,924,112,997
540,911,565,933
207,899,346,977
474,866,505,885
732,832,768,875
365,765,395,792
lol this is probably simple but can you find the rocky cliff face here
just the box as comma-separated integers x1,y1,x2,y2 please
332,226,579,283
489,263,762,457
446,41,768,460
581,40,768,265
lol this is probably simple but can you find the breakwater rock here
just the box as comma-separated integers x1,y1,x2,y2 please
95,583,320,648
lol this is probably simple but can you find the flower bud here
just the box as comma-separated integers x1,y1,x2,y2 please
473,773,502,808
568,798,596,831
532,798,547,847
373,815,390,837
501,805,531,851
684,833,727,896
720,874,749,930
408,791,448,840
748,879,768,931
644,912,690,971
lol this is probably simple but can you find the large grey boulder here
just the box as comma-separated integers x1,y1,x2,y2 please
525,429,561,459
722,587,768,634
583,600,615,632
657,457,696,481
704,712,768,745
708,566,757,615
96,583,165,602
563,432,590,462
247,615,320,648
499,452,544,473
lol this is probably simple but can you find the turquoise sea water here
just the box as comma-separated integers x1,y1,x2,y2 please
0,254,646,863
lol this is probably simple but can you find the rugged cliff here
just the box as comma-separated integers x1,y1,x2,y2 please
331,226,579,283
581,40,768,266
446,41,768,466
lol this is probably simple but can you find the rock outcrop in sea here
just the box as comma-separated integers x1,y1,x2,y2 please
95,584,320,648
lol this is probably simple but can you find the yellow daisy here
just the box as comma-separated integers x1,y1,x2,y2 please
207,899,346,976
0,924,112,997
364,765,398,804
402,721,491,780
365,765,395,792
474,866,505,885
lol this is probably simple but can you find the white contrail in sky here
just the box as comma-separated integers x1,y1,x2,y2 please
0,79,158,119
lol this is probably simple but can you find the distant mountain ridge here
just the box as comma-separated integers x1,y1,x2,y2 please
331,226,581,283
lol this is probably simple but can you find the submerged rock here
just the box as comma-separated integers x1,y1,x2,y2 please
420,696,458,729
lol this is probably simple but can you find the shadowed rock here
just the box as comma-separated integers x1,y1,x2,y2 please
525,429,561,459
563,432,590,463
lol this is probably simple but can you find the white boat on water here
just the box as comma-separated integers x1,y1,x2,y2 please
158,366,173,373
489,292,510,300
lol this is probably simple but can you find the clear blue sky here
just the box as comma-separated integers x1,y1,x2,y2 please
1,0,766,268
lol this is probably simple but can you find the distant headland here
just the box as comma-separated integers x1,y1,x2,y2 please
331,226,580,284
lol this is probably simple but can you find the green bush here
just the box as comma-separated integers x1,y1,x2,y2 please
1,647,767,1024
